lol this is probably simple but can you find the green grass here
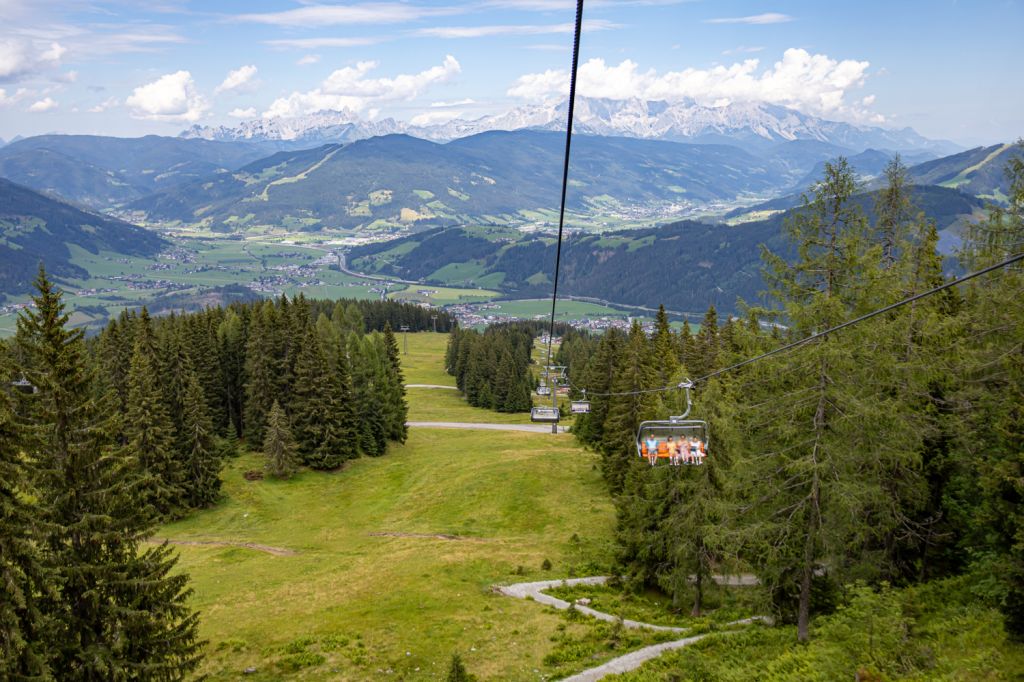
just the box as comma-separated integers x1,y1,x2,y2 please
387,286,499,306
398,332,455,386
406,388,533,424
605,577,1024,680
160,428,613,680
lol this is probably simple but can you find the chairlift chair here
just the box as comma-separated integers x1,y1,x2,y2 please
10,377,36,394
634,380,708,465
530,406,560,423
570,389,591,414
536,386,552,396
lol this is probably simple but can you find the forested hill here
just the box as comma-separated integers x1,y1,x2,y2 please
127,130,789,231
0,134,270,209
0,178,166,297
349,184,982,314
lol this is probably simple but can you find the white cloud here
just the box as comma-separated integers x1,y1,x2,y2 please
705,13,794,24
297,54,320,66
410,109,463,126
88,96,118,113
28,96,57,112
237,3,456,27
126,70,208,122
415,19,617,39
507,49,877,121
723,45,764,56
263,55,461,118
431,98,476,107
0,38,65,81
215,64,258,95
266,36,381,50
228,107,257,118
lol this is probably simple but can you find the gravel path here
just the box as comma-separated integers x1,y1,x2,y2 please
496,576,768,681
405,384,458,390
406,421,568,433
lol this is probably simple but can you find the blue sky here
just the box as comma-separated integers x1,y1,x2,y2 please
0,0,1020,145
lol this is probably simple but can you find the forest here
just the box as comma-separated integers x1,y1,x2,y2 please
0,290,417,678
555,152,1024,650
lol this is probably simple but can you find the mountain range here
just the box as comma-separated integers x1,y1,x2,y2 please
182,97,963,156
128,130,794,231
0,135,272,209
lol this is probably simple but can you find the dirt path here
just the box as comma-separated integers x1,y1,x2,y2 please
405,384,458,390
406,421,568,433
496,576,768,681
154,539,297,556
368,532,482,541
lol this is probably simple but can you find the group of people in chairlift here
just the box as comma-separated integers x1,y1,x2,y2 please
641,435,706,466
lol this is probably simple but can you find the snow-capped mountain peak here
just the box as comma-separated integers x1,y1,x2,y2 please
181,97,958,155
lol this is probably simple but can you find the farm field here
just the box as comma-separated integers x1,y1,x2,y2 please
387,285,500,306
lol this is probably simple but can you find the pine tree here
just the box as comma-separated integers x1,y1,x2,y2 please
243,301,280,443
380,324,408,442
601,321,657,494
291,327,356,469
180,366,222,509
263,400,300,479
874,154,913,270
16,266,202,678
445,653,476,681
348,335,386,457
0,352,51,679
651,304,680,385
126,336,184,520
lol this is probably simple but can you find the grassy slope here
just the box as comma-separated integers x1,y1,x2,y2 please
158,332,613,679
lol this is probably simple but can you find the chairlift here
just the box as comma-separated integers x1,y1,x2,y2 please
536,386,552,396
530,406,560,423
10,376,36,394
635,381,708,466
570,390,591,414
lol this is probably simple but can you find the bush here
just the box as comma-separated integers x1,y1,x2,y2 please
542,558,552,571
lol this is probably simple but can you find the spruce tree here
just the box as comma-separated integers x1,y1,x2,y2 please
180,366,222,509
263,400,300,479
16,266,202,678
243,301,280,443
380,325,408,442
0,353,51,679
125,336,184,520
601,321,657,494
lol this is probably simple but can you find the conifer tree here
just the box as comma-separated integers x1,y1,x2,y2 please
291,327,356,469
874,154,913,270
742,158,920,642
263,400,300,479
651,304,680,384
180,367,222,509
380,324,408,442
126,336,184,519
0,353,50,679
349,335,387,457
243,301,280,443
16,266,202,678
217,308,246,438
601,321,658,494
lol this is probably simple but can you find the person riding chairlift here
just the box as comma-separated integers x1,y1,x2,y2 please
665,436,679,466
644,435,658,466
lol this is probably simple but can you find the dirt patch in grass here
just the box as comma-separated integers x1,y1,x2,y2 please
155,539,298,556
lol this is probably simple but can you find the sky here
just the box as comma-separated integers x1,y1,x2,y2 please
0,0,1021,146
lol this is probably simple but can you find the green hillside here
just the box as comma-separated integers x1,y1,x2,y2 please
129,131,790,231
0,178,166,297
0,134,270,208
349,184,983,315
906,142,1020,200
